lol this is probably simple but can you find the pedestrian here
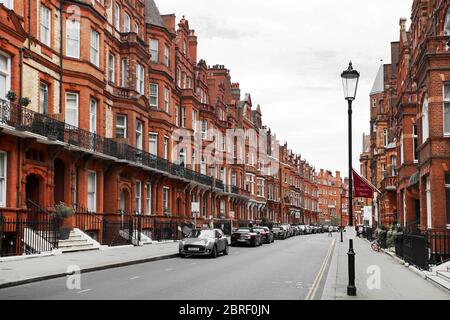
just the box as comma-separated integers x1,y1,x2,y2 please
328,226,333,237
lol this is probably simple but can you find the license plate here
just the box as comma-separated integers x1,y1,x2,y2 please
188,248,200,252
238,239,247,242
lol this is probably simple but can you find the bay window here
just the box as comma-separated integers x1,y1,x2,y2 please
66,19,80,58
149,133,158,156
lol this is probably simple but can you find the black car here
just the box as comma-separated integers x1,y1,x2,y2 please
253,226,274,244
272,227,288,240
231,228,263,247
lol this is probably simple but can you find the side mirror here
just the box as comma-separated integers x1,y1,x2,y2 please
218,234,223,239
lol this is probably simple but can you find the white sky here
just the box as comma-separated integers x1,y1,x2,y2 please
157,0,412,176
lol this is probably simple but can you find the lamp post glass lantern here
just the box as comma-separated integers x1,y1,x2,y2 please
341,61,360,297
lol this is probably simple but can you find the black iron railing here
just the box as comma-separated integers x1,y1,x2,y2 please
0,99,222,189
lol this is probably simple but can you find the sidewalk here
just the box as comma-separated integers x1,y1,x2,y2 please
321,236,450,300
0,242,179,289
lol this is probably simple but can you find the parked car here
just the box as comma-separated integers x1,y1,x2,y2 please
231,227,263,247
305,225,312,234
280,224,294,237
297,225,307,235
253,226,274,244
179,229,229,258
272,226,288,240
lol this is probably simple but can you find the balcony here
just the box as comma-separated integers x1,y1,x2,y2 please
0,99,218,189
381,175,397,191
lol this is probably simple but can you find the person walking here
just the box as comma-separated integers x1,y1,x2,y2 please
328,226,333,237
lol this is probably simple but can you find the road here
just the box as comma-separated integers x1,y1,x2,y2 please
0,233,335,300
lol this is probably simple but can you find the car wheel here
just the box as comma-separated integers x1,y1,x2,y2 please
252,239,257,247
180,253,186,258
210,245,218,258
223,243,229,255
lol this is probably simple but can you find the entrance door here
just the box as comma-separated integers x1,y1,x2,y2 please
54,159,65,205
120,191,126,213
26,174,40,205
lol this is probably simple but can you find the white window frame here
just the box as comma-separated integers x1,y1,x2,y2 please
116,114,127,139
146,183,152,215
150,39,159,63
87,171,97,213
444,84,450,137
163,136,169,160
114,3,120,30
413,125,418,163
426,176,432,229
89,98,97,133
108,53,115,83
400,133,404,164
149,83,158,109
181,107,186,128
0,151,6,207
40,5,51,46
445,8,450,36
163,187,170,211
422,95,429,143
121,58,128,87
192,110,197,133
90,29,100,67
135,180,142,214
39,82,49,114
124,12,131,33
149,133,158,156
175,105,179,126
66,19,80,59
65,92,79,127
164,87,170,113
0,52,10,100
164,45,169,67
136,64,144,94
136,120,143,150
201,120,207,139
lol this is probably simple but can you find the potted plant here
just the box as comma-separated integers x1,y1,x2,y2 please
163,207,171,217
19,97,31,107
52,202,75,240
6,90,17,102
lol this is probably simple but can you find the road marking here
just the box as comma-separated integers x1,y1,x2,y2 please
77,289,92,294
305,239,336,300
130,276,140,280
164,268,174,272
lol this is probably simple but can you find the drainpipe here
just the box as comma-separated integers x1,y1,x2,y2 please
59,0,63,114
27,0,31,49
19,47,23,101
17,139,21,209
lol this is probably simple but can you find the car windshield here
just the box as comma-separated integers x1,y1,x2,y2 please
235,228,251,233
253,228,264,232
188,230,215,239
272,228,281,231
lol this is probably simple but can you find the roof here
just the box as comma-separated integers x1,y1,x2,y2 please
145,0,165,28
370,64,384,95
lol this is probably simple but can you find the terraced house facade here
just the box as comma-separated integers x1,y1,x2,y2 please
0,0,319,256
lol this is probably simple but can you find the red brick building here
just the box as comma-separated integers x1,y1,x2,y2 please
0,0,319,255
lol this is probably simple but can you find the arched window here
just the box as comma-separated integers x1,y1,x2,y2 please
445,8,450,35
422,95,429,143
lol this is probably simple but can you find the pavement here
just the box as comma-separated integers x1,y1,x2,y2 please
0,242,179,289
0,234,335,300
321,234,450,300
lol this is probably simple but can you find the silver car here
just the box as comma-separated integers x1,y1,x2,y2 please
179,229,229,258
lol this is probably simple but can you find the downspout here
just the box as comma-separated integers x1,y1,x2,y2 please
27,0,31,49
59,0,63,114
17,48,23,209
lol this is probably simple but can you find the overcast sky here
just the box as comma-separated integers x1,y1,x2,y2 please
157,0,412,176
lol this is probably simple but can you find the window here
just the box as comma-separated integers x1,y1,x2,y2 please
89,99,97,133
164,87,169,112
124,13,131,33
121,59,128,87
163,136,169,160
114,3,120,30
426,176,432,229
164,45,169,67
136,64,144,94
149,83,158,109
136,120,143,150
220,200,225,217
413,125,418,163
163,187,170,211
181,107,186,128
0,152,6,207
116,115,127,138
149,133,158,156
87,171,97,212
39,82,49,114
90,30,100,67
445,8,450,35
400,133,404,164
175,105,179,126
0,53,10,100
108,54,115,83
40,5,51,46
177,67,181,88
445,173,450,227
232,171,237,186
65,93,78,127
134,22,139,36
383,129,388,147
444,84,450,136
135,180,142,214
0,0,12,9
150,39,159,63
201,120,207,139
391,156,397,176
192,111,197,133
422,95,429,143
66,19,80,58
179,148,186,167
146,183,152,215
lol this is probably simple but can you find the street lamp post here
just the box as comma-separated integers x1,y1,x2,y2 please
341,61,360,297
340,188,343,243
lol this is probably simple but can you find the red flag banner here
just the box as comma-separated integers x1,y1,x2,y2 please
352,170,376,199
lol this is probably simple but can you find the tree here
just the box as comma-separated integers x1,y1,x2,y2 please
330,215,340,227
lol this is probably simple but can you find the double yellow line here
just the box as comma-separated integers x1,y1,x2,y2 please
305,238,336,300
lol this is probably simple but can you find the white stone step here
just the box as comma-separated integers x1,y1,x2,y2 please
437,270,450,282
58,241,91,248
427,275,450,291
60,246,99,253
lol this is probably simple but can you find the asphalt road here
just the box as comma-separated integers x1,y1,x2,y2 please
0,233,336,300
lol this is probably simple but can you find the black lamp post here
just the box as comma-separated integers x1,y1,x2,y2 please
341,61,360,297
340,188,343,243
